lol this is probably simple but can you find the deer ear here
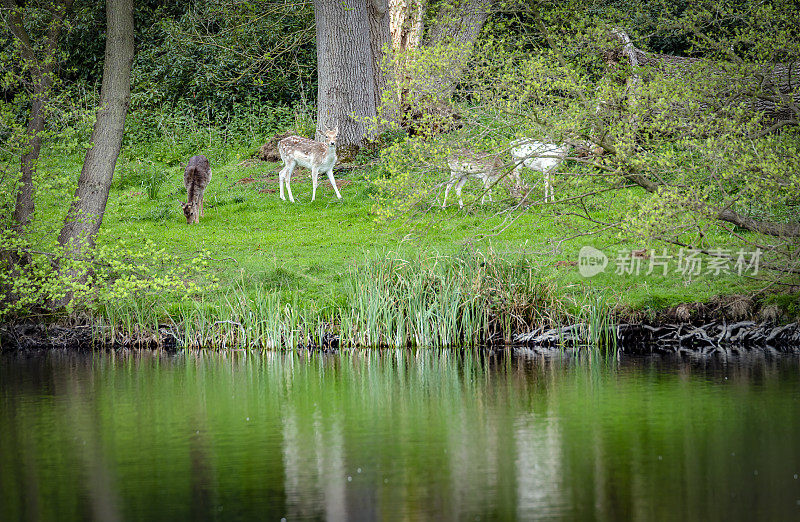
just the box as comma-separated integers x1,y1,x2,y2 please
333,126,338,135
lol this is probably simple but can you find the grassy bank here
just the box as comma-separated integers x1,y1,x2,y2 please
8,120,781,350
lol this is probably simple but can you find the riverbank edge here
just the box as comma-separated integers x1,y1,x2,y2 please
2,297,798,353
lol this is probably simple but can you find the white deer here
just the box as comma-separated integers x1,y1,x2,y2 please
510,139,569,203
443,149,520,209
277,127,342,202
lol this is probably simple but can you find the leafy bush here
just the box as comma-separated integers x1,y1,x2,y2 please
0,230,217,320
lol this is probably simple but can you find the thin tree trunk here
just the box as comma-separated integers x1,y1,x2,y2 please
314,0,378,148
3,0,73,234
387,0,425,122
55,0,133,307
13,87,47,233
388,0,493,133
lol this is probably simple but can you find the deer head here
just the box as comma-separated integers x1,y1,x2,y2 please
182,201,195,224
323,126,338,148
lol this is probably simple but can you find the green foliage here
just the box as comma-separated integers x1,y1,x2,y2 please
3,0,796,336
579,292,618,352
763,293,800,318
51,1,316,120
115,158,169,200
129,0,316,118
291,103,317,139
0,228,217,320
127,249,564,349
374,0,800,283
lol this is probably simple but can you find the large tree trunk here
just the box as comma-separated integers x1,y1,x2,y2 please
423,0,494,97
368,0,390,113
314,0,379,148
425,0,493,47
56,0,133,297
3,0,74,235
386,0,494,134
389,0,425,53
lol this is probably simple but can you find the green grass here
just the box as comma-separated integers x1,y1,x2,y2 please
9,134,775,348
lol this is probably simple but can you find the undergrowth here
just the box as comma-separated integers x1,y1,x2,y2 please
94,250,575,350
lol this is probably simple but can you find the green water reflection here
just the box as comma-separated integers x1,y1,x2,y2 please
1,350,799,520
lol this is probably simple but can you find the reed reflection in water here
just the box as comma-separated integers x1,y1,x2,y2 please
1,350,799,520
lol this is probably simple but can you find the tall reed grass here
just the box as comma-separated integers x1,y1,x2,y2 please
578,292,618,354
96,251,581,350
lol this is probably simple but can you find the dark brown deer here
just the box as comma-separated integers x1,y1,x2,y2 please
182,155,212,224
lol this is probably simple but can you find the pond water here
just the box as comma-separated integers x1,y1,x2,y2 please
1,349,799,521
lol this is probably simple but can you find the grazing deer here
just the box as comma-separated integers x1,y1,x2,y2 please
510,139,569,203
277,127,342,202
182,155,212,224
443,149,519,209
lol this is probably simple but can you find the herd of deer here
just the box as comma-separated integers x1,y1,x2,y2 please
180,128,577,224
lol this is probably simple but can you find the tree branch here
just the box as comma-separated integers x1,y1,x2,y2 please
619,164,800,237
2,0,37,65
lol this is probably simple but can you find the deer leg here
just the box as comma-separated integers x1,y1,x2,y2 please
545,169,553,202
281,161,297,203
443,172,457,208
456,177,469,209
278,163,287,201
512,165,524,195
326,168,342,199
481,176,494,204
199,191,204,217
442,170,461,208
311,167,319,201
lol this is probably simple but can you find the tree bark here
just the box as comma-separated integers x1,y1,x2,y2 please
423,0,494,97
387,0,494,134
3,0,74,234
389,0,424,53
368,0,390,113
425,0,493,48
386,0,424,123
57,0,134,259
314,0,379,147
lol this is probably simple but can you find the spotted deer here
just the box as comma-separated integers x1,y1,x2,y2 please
277,127,342,202
443,149,520,209
182,155,212,224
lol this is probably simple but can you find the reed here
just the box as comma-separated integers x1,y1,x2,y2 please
580,292,618,353
341,250,563,348
92,250,582,349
